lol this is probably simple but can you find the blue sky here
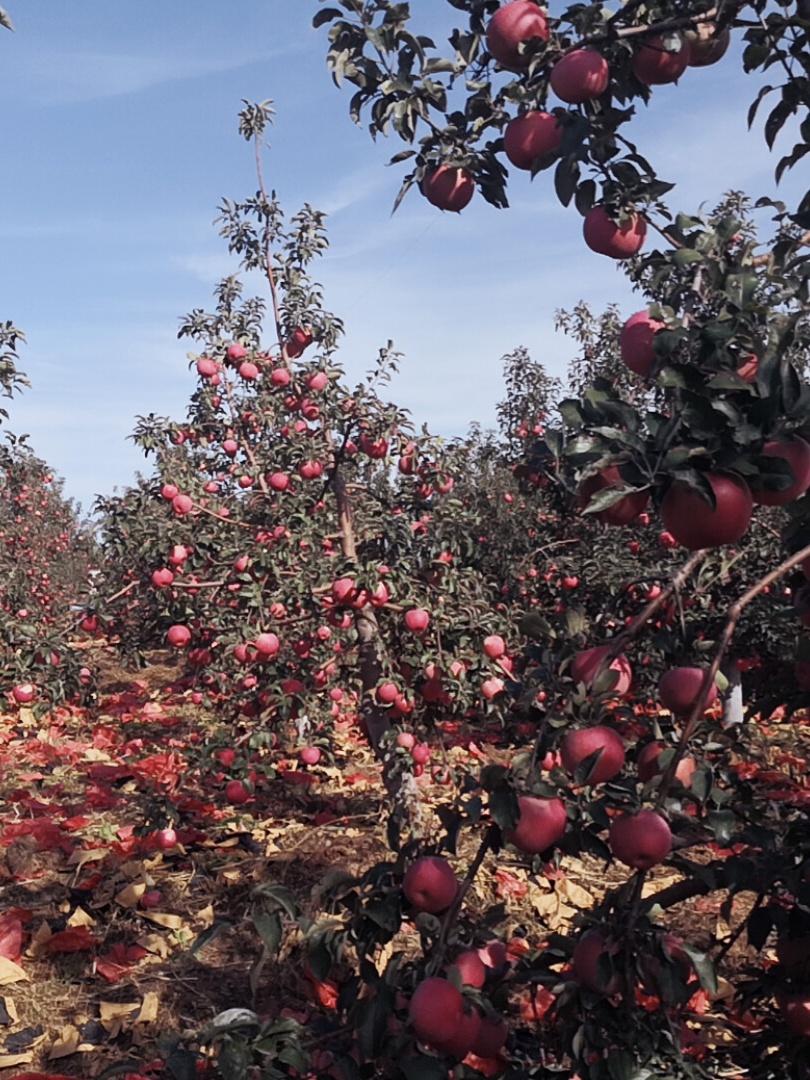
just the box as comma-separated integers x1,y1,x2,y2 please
0,2,804,513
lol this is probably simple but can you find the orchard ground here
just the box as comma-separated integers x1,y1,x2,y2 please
0,642,808,1079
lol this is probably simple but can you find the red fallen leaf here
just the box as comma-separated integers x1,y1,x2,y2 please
686,987,710,1015
0,914,23,962
304,970,339,1010
6,1073,79,1080
1,820,73,853
96,943,150,982
6,908,32,925
506,937,531,960
343,773,372,786
92,724,120,749
43,925,96,953
517,985,555,1023
62,815,91,832
467,741,486,760
494,868,528,901
313,811,336,826
462,1052,506,1077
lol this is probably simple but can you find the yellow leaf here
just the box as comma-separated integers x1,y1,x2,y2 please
67,907,96,927
67,848,110,870
196,904,215,929
48,1024,81,1059
136,933,170,958
28,920,52,957
0,1051,33,1068
0,957,28,985
139,992,160,1023
115,882,146,909
557,878,594,908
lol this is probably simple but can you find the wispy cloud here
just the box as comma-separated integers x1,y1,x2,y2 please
17,43,303,105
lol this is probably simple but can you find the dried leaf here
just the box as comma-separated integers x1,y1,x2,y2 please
142,911,185,930
48,1025,81,1059
67,908,96,927
139,992,159,1023
0,956,28,984
0,1050,33,1067
115,882,146,909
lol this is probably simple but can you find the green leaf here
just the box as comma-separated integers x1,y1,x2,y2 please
554,157,580,208
707,810,736,845
252,910,282,954
312,8,343,28
401,1054,449,1080
680,943,718,996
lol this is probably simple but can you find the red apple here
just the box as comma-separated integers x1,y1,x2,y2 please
225,779,251,805
12,682,36,704
560,725,626,784
577,465,649,526
583,206,647,258
167,624,191,648
422,165,475,212
402,855,459,914
448,949,487,988
661,472,753,549
570,645,632,696
779,992,810,1036
483,634,506,659
151,568,174,588
481,677,505,700
227,343,248,362
572,929,620,994
300,746,322,766
254,632,280,658
685,22,731,67
637,741,697,787
632,33,689,85
503,111,562,170
172,493,193,516
551,48,609,103
404,608,430,633
609,809,672,870
470,1014,509,1057
658,666,718,715
486,0,549,71
408,978,466,1048
505,795,567,855
620,311,666,377
751,435,810,506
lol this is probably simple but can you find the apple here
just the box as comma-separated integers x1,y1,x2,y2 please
254,632,280,658
483,634,506,659
196,357,219,378
550,48,609,103
583,206,647,258
412,743,431,765
225,779,251,805
408,978,465,1050
572,929,620,994
620,311,666,377
422,165,475,212
160,483,178,500
432,1003,483,1059
155,828,178,850
779,992,810,1036
448,949,487,988
609,809,672,870
685,22,731,66
331,577,357,605
396,731,415,749
307,371,329,391
658,666,718,715
402,855,459,913
570,645,632,696
560,725,626,784
12,682,36,704
486,0,549,71
167,624,191,648
300,746,322,765
477,939,509,969
750,435,810,506
482,676,505,700
172,493,193,516
151,568,174,588
377,682,399,705
632,33,689,85
577,465,649,526
239,361,259,381
470,1014,509,1058
503,111,562,170
227,343,248,362
505,795,567,855
404,608,430,633
268,472,290,492
660,472,752,549
637,741,697,788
